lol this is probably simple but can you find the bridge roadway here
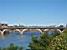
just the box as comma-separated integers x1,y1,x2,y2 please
0,26,65,29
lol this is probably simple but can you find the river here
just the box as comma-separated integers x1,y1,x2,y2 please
0,32,41,50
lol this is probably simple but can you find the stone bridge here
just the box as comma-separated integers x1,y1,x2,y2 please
0,26,65,35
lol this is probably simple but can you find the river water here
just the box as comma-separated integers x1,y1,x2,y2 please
0,32,41,50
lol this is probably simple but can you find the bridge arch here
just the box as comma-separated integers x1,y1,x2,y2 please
44,29,49,32
0,29,9,35
22,29,42,34
43,29,62,34
15,29,21,32
57,29,64,33
15,29,24,34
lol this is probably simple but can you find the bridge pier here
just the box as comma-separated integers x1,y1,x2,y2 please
0,30,3,35
15,29,25,35
57,29,64,33
20,32,24,35
0,29,9,35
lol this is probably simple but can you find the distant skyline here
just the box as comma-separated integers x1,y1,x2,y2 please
0,0,67,25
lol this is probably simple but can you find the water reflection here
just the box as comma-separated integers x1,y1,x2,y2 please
0,32,41,50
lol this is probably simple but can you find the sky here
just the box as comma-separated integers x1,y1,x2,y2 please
0,0,67,26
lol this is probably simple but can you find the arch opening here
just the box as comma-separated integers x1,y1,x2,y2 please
3,31,9,35
2,29,10,35
15,29,21,33
46,29,60,36
22,29,42,34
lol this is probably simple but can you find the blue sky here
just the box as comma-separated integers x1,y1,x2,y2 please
0,0,67,25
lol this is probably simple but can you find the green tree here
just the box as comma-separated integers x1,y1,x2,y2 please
29,32,52,50
49,34,67,50
29,30,67,50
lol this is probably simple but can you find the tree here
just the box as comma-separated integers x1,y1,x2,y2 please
29,31,67,50
49,34,67,50
29,32,53,50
